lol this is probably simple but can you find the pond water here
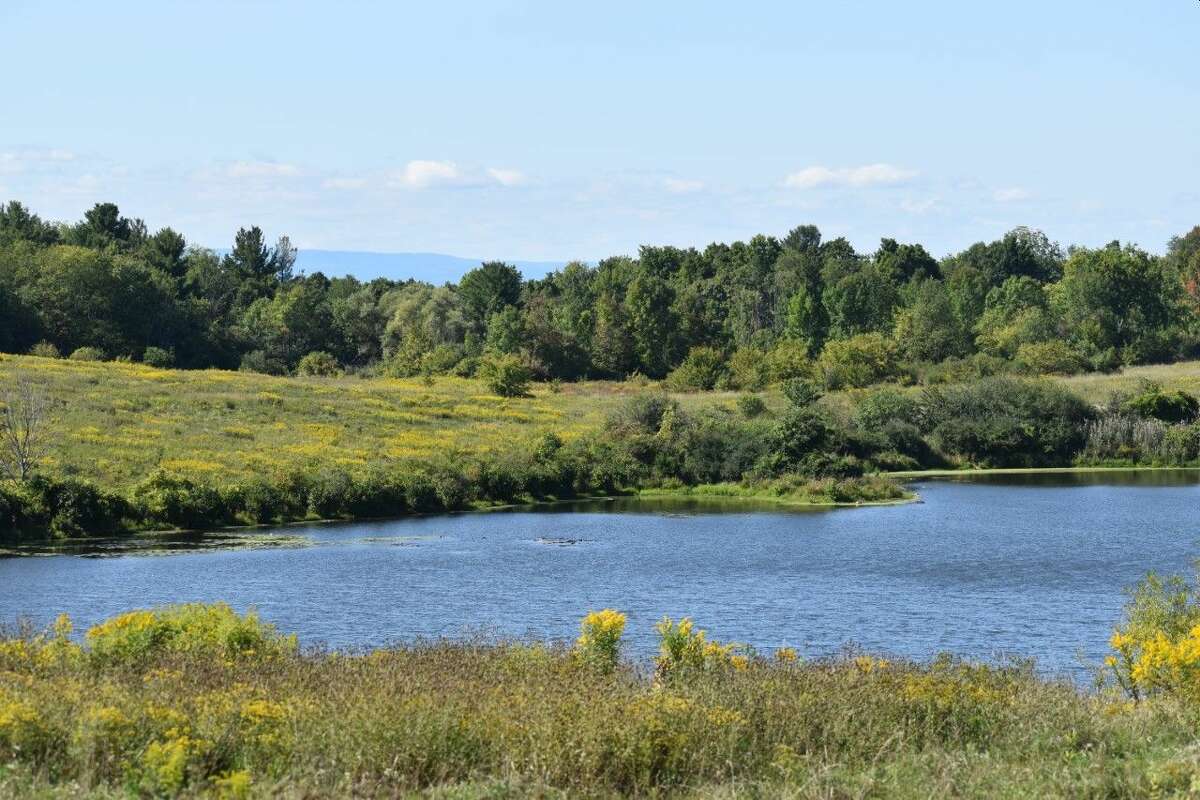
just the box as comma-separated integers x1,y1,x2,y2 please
3,471,1199,679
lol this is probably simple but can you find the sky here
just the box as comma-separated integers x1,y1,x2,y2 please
1,0,1197,262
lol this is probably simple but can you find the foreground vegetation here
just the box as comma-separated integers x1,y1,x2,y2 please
6,575,1200,798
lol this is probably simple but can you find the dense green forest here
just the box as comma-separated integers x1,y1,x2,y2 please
3,200,1199,385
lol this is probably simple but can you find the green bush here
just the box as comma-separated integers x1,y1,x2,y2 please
665,346,727,391
765,340,813,383
28,341,61,359
816,333,899,389
855,387,918,432
307,468,355,518
141,346,174,369
781,378,823,408
239,349,286,375
15,476,128,538
920,377,1093,467
1014,341,1087,375
478,354,532,397
1123,382,1200,424
1162,424,1200,464
727,347,770,390
132,471,228,530
68,346,105,362
736,394,767,418
296,350,340,377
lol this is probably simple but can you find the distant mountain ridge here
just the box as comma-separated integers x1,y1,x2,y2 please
291,249,567,284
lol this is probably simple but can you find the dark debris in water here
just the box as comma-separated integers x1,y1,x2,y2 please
0,532,313,559
534,537,591,547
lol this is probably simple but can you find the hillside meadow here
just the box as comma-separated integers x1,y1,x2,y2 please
6,353,1200,493
0,354,745,491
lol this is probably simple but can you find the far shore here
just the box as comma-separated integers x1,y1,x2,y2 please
884,465,1200,478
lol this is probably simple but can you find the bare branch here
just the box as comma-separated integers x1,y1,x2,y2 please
0,377,51,481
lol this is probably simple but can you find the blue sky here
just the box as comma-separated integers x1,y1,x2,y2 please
1,0,1196,261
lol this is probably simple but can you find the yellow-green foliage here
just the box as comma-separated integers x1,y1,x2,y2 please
575,608,626,671
3,604,1200,797
85,603,297,667
1107,570,1200,704
655,617,749,677
0,353,731,491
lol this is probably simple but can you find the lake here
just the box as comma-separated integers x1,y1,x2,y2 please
3,471,1199,679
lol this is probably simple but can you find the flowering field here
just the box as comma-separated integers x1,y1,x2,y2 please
2,599,1199,798
0,354,738,491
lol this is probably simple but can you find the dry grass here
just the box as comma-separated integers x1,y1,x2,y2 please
1057,360,1200,405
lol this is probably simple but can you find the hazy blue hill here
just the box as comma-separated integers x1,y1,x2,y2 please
293,249,566,283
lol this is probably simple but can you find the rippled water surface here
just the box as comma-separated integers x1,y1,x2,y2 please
3,471,1199,677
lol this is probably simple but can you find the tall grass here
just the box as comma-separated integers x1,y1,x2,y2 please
2,603,1200,798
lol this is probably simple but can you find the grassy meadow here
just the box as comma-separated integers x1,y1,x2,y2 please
6,352,1199,494
0,353,744,491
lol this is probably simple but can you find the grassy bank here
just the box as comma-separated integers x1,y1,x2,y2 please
1,603,1197,799
639,475,913,507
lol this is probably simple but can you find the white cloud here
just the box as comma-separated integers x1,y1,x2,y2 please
993,187,1031,202
226,160,301,179
486,167,527,187
0,148,77,173
663,177,704,194
394,159,462,189
784,163,917,189
322,177,369,190
900,197,937,214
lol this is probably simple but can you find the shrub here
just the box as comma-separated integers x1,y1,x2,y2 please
25,477,127,538
607,392,678,435
239,350,286,375
307,468,355,518
28,341,60,359
736,394,767,419
132,471,228,530
765,340,813,383
296,350,340,377
1107,570,1200,702
665,347,727,391
727,347,770,390
85,603,296,667
345,468,408,518
816,333,899,389
68,346,104,362
920,377,1093,467
1014,341,1087,375
575,609,626,672
1123,382,1200,424
141,346,174,369
227,478,284,524
855,387,918,433
1162,424,1200,464
781,378,823,408
478,354,532,397
654,617,744,679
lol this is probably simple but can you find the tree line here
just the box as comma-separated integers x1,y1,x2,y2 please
1,200,1199,385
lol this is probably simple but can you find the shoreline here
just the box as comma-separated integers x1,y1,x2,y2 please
884,465,1200,478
